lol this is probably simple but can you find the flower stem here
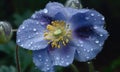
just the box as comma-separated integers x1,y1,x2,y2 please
16,45,21,72
70,64,79,72
12,29,17,32
88,61,94,72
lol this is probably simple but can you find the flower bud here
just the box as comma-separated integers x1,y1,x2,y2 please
0,21,12,44
65,0,83,9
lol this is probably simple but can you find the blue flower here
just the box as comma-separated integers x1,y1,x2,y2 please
16,2,109,72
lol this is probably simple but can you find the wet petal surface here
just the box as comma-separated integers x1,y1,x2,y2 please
33,49,53,72
69,9,105,30
17,19,48,50
73,27,108,61
49,45,75,66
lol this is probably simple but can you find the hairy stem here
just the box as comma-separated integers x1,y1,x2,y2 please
12,29,17,32
16,45,21,72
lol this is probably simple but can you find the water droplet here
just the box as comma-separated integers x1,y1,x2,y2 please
78,50,80,53
93,26,98,29
87,62,91,64
17,39,20,42
38,55,41,57
99,44,102,46
86,56,90,59
36,32,39,35
94,18,97,20
21,44,23,47
46,59,48,62
36,22,39,24
28,44,31,47
83,49,86,51
30,42,33,44
85,17,89,20
91,13,94,16
95,40,99,44
43,9,48,13
45,62,47,65
66,62,69,65
22,26,25,29
47,64,49,67
28,36,31,38
79,41,83,43
102,17,105,20
67,56,70,58
77,44,80,46
91,49,93,51
100,34,103,37
80,44,83,47
87,50,90,52
56,57,59,60
46,68,50,70
39,59,42,61
33,28,37,31
32,15,36,18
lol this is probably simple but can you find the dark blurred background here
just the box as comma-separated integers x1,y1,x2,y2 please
0,0,120,72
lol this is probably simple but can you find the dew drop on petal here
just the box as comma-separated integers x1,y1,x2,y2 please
56,57,59,60
84,49,86,51
33,28,37,31
66,62,69,65
38,55,41,58
17,39,21,43
36,22,39,24
43,9,48,13
100,34,103,37
22,26,25,29
80,44,83,47
21,44,23,47
86,56,90,59
46,59,48,62
91,48,93,51
46,68,50,70
85,17,89,20
93,26,98,29
87,50,90,52
91,13,94,16
32,14,36,18
102,17,105,20
95,40,99,44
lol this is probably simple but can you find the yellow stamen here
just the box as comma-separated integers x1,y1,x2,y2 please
44,21,71,48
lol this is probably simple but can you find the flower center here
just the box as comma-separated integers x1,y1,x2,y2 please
53,29,62,36
44,21,71,48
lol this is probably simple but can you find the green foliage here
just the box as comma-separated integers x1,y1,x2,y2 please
104,57,120,72
13,10,33,26
0,66,16,72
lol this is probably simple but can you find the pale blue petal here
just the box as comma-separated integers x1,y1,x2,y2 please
46,2,64,17
49,45,75,67
73,27,109,61
54,12,66,21
16,19,48,50
33,49,54,72
69,9,105,29
31,10,53,27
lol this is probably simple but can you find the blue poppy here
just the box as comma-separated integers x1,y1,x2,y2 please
16,2,109,72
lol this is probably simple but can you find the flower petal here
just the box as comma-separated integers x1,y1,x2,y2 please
17,19,48,50
31,10,53,27
73,27,109,61
33,49,54,72
69,9,105,29
54,12,66,21
46,2,64,17
49,45,75,67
